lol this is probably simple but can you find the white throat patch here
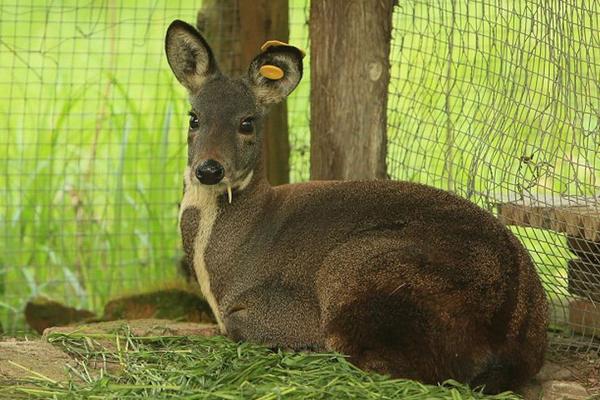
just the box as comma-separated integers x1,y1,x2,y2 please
180,167,224,333
178,167,254,334
237,170,254,192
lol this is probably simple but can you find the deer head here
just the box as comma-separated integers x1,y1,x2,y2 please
165,20,304,201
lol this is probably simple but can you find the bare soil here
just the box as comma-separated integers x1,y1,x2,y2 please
520,351,598,399
0,339,75,384
43,318,219,338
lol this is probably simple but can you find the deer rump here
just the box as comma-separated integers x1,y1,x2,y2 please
166,20,548,394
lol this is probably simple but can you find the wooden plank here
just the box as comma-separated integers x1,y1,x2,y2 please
495,194,600,240
569,298,600,336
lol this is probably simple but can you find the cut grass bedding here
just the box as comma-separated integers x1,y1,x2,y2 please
1,329,520,399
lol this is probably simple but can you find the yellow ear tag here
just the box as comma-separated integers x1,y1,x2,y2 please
260,40,306,58
259,64,285,80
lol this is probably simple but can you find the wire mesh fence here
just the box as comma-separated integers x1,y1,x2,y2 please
387,0,600,351
0,0,310,333
2,0,599,356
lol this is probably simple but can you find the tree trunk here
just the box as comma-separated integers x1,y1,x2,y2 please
196,0,290,185
310,0,392,180
196,0,242,76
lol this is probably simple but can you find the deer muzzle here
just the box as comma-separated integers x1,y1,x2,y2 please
195,159,225,185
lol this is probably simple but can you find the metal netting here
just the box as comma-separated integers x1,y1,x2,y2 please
3,0,599,357
289,0,311,183
387,0,600,352
0,0,310,333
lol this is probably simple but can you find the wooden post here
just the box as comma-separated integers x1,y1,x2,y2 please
196,0,291,185
309,0,393,180
239,1,290,186
196,0,243,75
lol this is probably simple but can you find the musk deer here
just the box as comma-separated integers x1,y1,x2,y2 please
165,20,548,393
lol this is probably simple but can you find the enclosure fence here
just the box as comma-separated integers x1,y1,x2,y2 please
387,0,600,352
1,0,600,356
0,0,309,333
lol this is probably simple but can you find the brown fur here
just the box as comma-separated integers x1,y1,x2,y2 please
180,207,200,282
165,20,548,393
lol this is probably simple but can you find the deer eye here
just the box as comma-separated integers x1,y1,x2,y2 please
189,112,199,130
239,118,254,134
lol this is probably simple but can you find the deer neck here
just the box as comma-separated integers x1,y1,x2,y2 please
179,165,271,333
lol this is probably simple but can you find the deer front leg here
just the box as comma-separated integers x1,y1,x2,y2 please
222,279,323,351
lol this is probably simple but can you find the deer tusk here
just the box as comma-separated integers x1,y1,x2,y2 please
226,184,232,204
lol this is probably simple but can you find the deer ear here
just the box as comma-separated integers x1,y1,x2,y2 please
165,20,219,92
247,41,304,106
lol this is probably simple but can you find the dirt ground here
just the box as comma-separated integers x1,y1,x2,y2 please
0,339,76,384
521,352,599,399
0,319,597,399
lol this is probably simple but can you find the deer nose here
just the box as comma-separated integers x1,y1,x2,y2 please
195,160,225,185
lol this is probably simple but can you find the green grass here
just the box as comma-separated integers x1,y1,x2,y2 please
0,0,598,340
1,329,520,399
